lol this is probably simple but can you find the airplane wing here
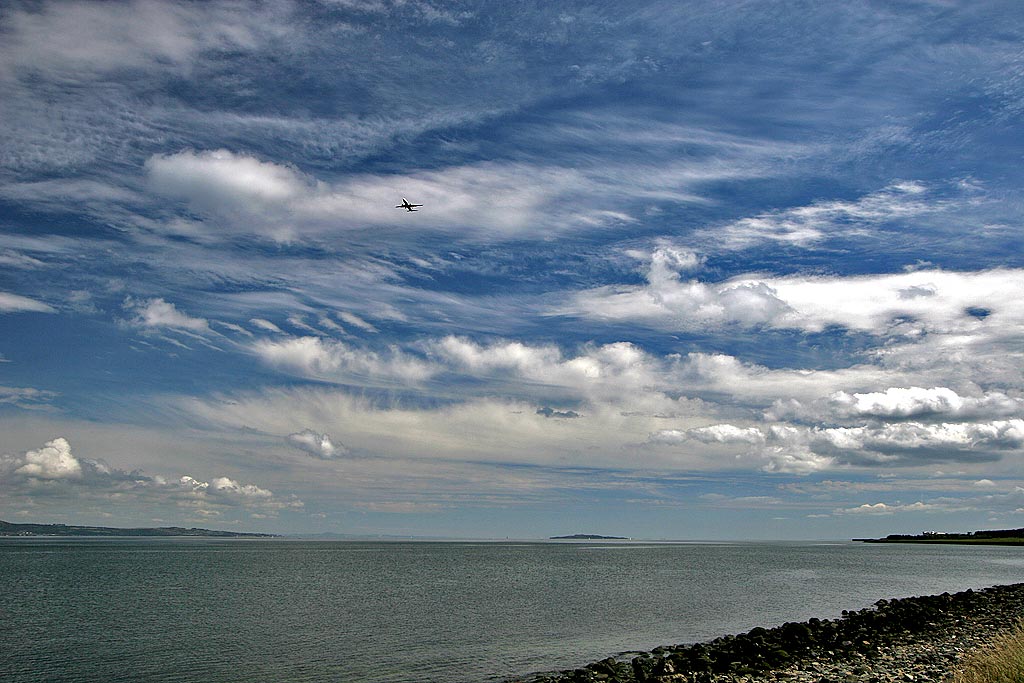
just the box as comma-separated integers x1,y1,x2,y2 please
395,198,422,210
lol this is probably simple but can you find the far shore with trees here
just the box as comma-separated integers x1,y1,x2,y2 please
857,527,1024,545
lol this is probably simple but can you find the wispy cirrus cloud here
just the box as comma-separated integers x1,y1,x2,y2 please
0,385,59,410
700,181,951,250
0,1,277,81
0,292,55,314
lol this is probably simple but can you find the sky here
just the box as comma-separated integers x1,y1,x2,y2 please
1,0,1023,540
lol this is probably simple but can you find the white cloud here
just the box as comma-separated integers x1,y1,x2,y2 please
12,437,82,480
0,250,45,269
179,385,711,474
254,336,436,384
145,150,598,239
771,387,1024,424
146,149,309,240
0,385,58,409
569,258,1024,337
818,420,1024,459
432,336,563,376
653,418,1024,474
707,182,941,249
287,429,347,459
125,297,210,332
1,437,302,518
213,321,253,337
338,311,378,333
836,501,939,515
649,423,834,475
139,129,796,241
567,253,792,330
648,244,704,281
250,318,284,334
0,292,56,314
427,336,676,407
684,424,766,445
753,269,1024,335
829,387,1024,420
0,1,270,81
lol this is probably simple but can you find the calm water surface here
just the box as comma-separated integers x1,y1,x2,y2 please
2,539,1022,683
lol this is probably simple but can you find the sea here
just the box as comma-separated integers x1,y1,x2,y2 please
2,538,1022,683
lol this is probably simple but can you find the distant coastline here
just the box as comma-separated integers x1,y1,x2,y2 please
549,534,629,540
856,526,1024,545
0,520,277,538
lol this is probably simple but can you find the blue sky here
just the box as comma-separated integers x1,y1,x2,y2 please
2,0,1023,539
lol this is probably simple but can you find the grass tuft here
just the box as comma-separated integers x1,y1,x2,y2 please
952,621,1024,683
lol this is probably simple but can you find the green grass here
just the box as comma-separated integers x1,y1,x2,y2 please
952,621,1024,683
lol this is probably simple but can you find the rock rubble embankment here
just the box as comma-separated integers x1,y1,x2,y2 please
516,583,1024,683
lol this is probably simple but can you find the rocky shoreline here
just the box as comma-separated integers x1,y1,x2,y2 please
515,583,1024,683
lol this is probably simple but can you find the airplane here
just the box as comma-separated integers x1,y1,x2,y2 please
395,198,422,212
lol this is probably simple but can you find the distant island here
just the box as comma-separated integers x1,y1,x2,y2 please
550,534,629,540
857,527,1024,545
0,520,277,538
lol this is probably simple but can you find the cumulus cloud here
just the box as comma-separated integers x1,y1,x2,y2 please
124,297,210,332
655,418,1024,473
567,256,1024,340
835,501,939,515
429,336,661,401
0,292,56,314
769,387,1024,423
146,150,310,240
178,475,273,502
651,423,835,475
685,424,766,445
432,336,562,376
647,244,704,281
829,387,1024,420
11,437,82,479
0,437,301,518
254,336,436,384
814,420,1024,462
567,248,792,330
286,429,348,459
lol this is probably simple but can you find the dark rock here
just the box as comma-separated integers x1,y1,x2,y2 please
513,582,1024,683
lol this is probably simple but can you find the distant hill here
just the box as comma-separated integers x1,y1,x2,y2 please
550,533,629,540
857,527,1024,545
0,520,278,538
